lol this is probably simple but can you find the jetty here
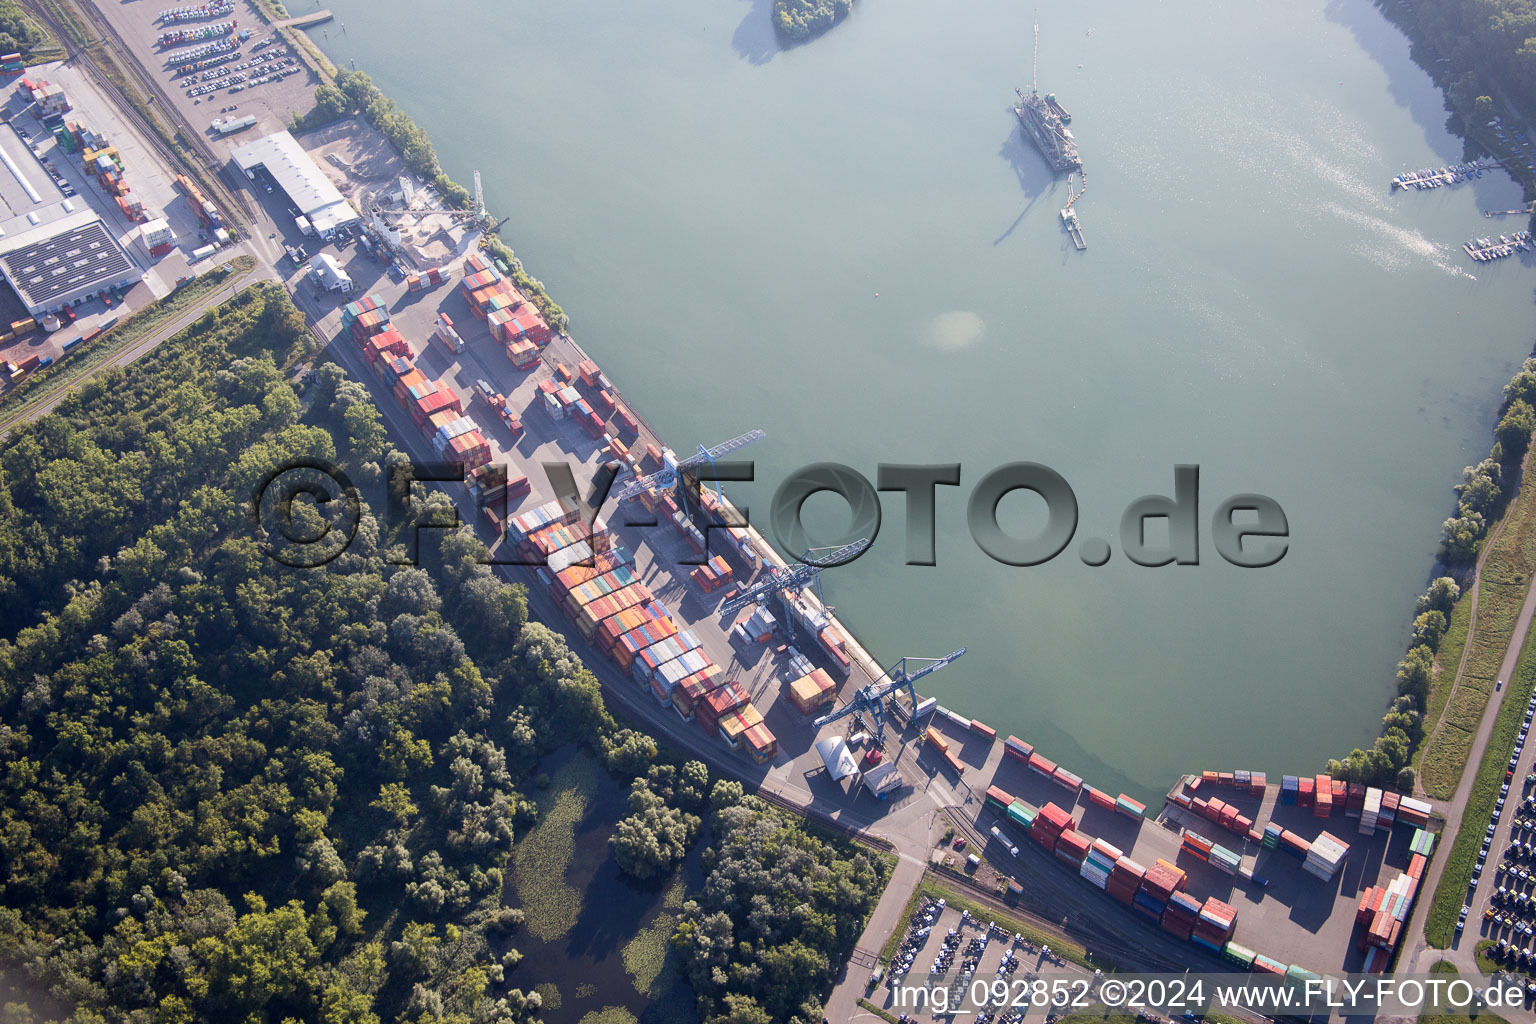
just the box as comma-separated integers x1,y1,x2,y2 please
274,9,333,29
1463,230,1532,262
1392,156,1497,191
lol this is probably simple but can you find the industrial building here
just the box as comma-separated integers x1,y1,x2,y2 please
0,123,141,315
230,130,359,239
308,252,353,293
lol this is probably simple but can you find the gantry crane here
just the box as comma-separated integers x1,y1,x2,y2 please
609,430,765,511
718,538,871,644
814,649,967,746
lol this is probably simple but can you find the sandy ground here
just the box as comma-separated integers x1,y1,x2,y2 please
298,117,471,267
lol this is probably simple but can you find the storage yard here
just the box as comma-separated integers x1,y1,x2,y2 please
933,706,1439,976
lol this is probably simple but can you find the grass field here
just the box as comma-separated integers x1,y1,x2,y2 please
1421,476,1536,800
511,755,599,943
1419,589,1475,771
1425,621,1536,946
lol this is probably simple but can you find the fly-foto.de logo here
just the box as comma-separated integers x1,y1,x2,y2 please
251,459,1288,571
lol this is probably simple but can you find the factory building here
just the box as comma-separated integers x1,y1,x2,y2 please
230,130,360,239
0,122,141,315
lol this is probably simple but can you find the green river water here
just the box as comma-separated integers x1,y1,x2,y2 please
308,0,1536,802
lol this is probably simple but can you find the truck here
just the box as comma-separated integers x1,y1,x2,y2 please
190,244,216,262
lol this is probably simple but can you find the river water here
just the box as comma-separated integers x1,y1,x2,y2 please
308,0,1536,801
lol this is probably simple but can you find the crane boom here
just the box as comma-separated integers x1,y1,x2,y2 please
813,647,967,744
1032,22,1039,96
719,538,871,616
608,430,765,505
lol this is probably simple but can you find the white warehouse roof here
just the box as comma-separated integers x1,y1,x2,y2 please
231,130,359,235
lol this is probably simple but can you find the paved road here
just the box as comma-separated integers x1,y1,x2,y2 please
1401,530,1536,975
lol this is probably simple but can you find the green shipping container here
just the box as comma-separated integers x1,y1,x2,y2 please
1222,941,1256,967
1007,801,1037,831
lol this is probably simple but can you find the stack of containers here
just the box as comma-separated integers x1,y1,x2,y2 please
1085,787,1118,813
1222,942,1256,969
1409,828,1436,858
1136,860,1186,924
1004,736,1033,763
1285,965,1322,988
1033,803,1074,851
1252,954,1287,976
670,665,724,720
1116,794,1146,821
1207,841,1241,876
1052,765,1084,794
1346,783,1367,817
1161,892,1201,940
1298,776,1315,809
1399,797,1433,828
1007,799,1038,834
696,682,749,735
1054,829,1090,868
1280,775,1299,805
1262,823,1282,851
1106,858,1145,904
1080,839,1119,889
1313,775,1333,817
507,497,581,546
1366,871,1415,952
1028,751,1059,780
1379,792,1400,829
1277,830,1311,860
1248,772,1267,796
1181,829,1214,863
1193,898,1237,951
1303,832,1348,881
507,338,541,369
1360,787,1382,835
1356,886,1386,925
985,785,1016,813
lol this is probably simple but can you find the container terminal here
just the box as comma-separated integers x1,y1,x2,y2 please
61,0,1482,1001
314,242,1446,988
1015,24,1086,250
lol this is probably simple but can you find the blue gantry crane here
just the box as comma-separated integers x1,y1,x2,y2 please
814,649,967,746
718,538,871,644
608,430,765,510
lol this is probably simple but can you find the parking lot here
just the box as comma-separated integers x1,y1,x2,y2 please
91,0,324,149
877,893,1090,1022
1465,685,1536,982
1488,116,1536,178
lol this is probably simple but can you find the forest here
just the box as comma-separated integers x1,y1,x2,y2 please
0,284,885,1024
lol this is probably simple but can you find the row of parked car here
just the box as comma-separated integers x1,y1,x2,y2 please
1465,687,1536,932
